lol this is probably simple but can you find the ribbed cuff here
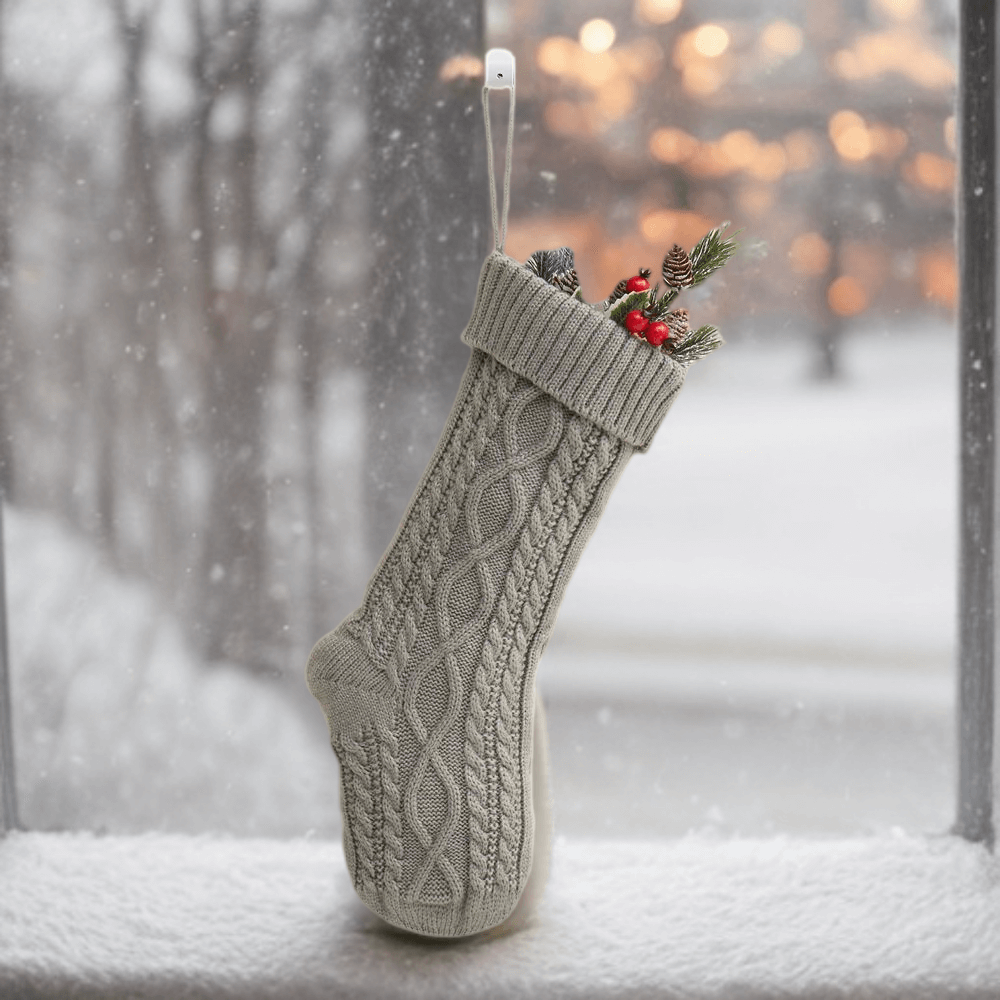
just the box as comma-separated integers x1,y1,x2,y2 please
461,250,685,451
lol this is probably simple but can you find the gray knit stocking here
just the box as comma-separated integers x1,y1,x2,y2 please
307,249,684,937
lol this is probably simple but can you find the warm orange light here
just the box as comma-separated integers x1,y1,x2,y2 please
438,53,484,82
905,152,956,192
832,29,954,89
536,37,619,89
537,36,577,76
828,276,869,316
582,50,619,87
596,76,636,119
829,110,872,161
544,100,586,137
649,126,700,164
829,110,865,141
640,208,716,245
789,233,832,275
784,130,823,171
692,23,730,57
842,243,889,293
682,61,727,95
579,18,616,54
685,142,738,177
761,20,803,58
832,50,863,80
737,184,775,217
616,38,664,82
868,123,908,161
748,141,787,181
719,130,759,169
873,0,921,20
635,0,683,24
944,116,956,155
918,249,957,307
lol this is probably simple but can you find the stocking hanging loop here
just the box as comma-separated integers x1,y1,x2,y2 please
483,49,516,254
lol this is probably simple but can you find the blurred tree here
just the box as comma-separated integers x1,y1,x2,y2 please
0,0,379,676
0,0,13,498
186,0,283,670
361,0,488,563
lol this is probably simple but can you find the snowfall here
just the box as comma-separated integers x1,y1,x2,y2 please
3,325,999,997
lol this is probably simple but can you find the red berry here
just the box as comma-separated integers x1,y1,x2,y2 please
645,321,670,346
625,310,649,334
626,274,651,293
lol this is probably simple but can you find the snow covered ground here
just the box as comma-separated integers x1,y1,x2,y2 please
2,830,997,999
5,507,341,837
4,323,960,838
553,322,957,660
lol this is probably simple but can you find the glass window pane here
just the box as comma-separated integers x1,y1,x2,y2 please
2,0,958,840
494,0,957,838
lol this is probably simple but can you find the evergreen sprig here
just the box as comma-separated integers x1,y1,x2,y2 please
667,324,724,367
530,222,739,370
689,222,741,288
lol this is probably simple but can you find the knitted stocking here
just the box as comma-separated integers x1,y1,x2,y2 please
307,249,684,937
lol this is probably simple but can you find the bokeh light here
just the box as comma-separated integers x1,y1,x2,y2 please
918,248,958,306
536,36,575,76
903,152,956,193
873,0,922,20
784,130,823,171
944,116,957,155
639,208,716,246
438,53,484,82
789,233,832,275
831,29,954,89
635,0,683,24
579,18,616,55
692,24,730,58
867,123,909,161
649,126,699,164
828,276,870,316
737,183,775,217
761,20,803,58
719,130,759,170
829,109,872,161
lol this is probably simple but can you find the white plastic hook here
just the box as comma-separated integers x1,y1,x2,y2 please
485,48,515,89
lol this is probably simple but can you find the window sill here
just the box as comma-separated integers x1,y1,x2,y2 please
1,831,997,998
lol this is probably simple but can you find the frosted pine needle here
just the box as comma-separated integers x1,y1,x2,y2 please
666,324,724,367
688,222,740,287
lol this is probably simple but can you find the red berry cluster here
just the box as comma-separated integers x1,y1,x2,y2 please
625,309,673,346
621,271,677,348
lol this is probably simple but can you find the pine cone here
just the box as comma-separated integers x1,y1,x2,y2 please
666,308,690,340
662,245,694,289
550,268,580,295
525,247,576,284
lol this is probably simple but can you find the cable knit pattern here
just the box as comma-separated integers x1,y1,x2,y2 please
307,250,684,938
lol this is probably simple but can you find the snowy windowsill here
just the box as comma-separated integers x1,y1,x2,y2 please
1,832,998,999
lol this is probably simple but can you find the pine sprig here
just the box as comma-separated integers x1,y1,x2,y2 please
688,222,741,287
666,324,724,367
643,285,677,321
526,223,738,370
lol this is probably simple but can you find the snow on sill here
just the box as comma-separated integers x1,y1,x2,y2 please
0,831,998,1000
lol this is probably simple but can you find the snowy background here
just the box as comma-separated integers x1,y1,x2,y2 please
0,0,965,844
6,321,958,839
